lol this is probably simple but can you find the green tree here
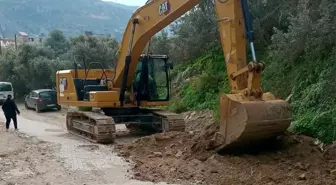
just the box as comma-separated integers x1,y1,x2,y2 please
44,30,69,56
149,30,171,55
69,35,119,68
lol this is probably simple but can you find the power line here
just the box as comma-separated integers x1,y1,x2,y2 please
0,25,5,38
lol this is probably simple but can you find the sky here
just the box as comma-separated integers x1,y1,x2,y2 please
102,0,147,6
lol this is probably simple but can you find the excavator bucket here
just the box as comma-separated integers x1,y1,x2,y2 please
215,92,291,151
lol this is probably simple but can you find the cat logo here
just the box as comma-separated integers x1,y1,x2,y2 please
159,1,170,16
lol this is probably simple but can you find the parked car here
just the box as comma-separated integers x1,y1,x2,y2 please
0,82,14,105
24,89,61,113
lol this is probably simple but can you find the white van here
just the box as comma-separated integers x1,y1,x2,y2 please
0,82,14,104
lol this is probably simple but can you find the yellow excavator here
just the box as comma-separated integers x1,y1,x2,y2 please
56,0,291,150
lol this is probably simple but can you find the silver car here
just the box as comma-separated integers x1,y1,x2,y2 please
24,89,61,113
0,82,14,105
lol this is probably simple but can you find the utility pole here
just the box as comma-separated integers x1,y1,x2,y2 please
0,24,4,55
14,34,17,50
0,24,4,38
0,38,2,55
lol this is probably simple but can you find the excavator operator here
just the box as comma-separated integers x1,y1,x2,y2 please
134,69,157,99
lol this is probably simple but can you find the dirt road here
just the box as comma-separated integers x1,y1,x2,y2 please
0,104,178,185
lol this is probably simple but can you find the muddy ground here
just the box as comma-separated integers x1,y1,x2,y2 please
0,104,175,185
118,111,336,185
1,105,336,185
0,126,98,185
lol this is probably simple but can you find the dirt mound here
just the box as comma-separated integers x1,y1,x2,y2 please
182,110,216,131
117,110,336,185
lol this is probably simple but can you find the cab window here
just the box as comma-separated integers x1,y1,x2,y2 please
39,91,56,98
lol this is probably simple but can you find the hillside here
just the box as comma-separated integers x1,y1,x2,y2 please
145,0,335,144
0,0,137,39
167,46,336,144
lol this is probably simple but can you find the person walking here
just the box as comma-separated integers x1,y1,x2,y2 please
2,94,20,132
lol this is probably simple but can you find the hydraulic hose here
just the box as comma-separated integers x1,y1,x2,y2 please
241,0,257,62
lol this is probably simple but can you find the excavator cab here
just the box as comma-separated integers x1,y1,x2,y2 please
132,54,172,104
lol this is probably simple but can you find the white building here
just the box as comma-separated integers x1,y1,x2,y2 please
17,31,44,46
0,38,15,49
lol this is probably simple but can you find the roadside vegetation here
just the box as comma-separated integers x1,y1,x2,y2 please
160,0,336,144
0,30,119,99
0,0,335,143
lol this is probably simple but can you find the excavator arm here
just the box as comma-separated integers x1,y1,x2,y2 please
214,0,291,151
112,0,291,150
115,0,265,105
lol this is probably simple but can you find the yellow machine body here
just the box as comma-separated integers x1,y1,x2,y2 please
57,69,118,108
56,68,169,108
56,0,291,149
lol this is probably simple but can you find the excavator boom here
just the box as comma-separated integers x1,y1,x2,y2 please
213,0,291,150
115,0,203,105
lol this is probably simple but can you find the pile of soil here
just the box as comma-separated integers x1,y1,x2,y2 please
117,110,336,185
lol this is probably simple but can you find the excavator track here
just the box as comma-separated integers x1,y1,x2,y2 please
66,111,116,144
123,109,186,133
151,110,186,132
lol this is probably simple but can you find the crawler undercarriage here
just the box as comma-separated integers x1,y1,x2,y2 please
65,108,186,143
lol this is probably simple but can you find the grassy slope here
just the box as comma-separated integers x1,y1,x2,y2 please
167,46,229,118
167,47,336,144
